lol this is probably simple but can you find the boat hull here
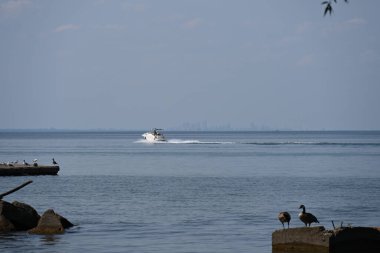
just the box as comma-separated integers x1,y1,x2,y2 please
142,132,166,142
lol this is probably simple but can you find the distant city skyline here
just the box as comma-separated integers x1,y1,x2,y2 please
1,0,380,130
1,121,376,132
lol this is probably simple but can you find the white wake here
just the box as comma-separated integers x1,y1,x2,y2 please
135,139,233,144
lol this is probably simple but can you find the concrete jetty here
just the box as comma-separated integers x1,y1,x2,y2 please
272,226,380,253
0,164,59,176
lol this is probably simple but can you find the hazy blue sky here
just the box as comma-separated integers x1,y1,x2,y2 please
1,0,380,130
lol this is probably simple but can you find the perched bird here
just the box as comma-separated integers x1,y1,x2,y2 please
299,205,319,227
23,160,30,166
52,158,58,165
278,211,291,229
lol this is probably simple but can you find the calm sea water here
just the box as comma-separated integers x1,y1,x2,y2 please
0,131,380,253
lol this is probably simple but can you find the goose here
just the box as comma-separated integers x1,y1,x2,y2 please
52,158,58,165
23,160,30,166
298,204,319,227
278,211,291,228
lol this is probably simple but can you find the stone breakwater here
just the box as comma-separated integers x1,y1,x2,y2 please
272,226,380,253
0,164,59,176
0,200,73,234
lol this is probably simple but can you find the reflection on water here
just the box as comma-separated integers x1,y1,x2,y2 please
40,234,60,245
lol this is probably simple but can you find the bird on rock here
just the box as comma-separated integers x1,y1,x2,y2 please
298,204,319,227
278,211,291,229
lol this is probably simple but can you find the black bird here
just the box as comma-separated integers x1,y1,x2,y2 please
324,3,333,16
52,158,58,165
23,160,30,166
278,211,291,229
298,205,319,227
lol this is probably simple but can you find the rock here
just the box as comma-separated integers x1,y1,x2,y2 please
0,200,40,231
331,227,380,253
29,209,73,234
11,201,40,229
0,215,15,232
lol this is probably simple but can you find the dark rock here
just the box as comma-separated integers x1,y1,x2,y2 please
0,200,40,231
29,209,73,234
331,227,380,253
0,215,15,232
11,201,40,228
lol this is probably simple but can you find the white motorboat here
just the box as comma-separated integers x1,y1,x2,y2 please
142,128,166,142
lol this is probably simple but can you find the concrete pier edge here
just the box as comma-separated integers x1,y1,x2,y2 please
0,165,60,176
272,226,380,253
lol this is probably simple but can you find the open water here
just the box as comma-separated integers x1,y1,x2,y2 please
0,131,380,253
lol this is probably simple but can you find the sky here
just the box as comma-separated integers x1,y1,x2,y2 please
1,0,380,130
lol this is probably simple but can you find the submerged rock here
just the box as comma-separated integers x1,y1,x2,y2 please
29,209,73,234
